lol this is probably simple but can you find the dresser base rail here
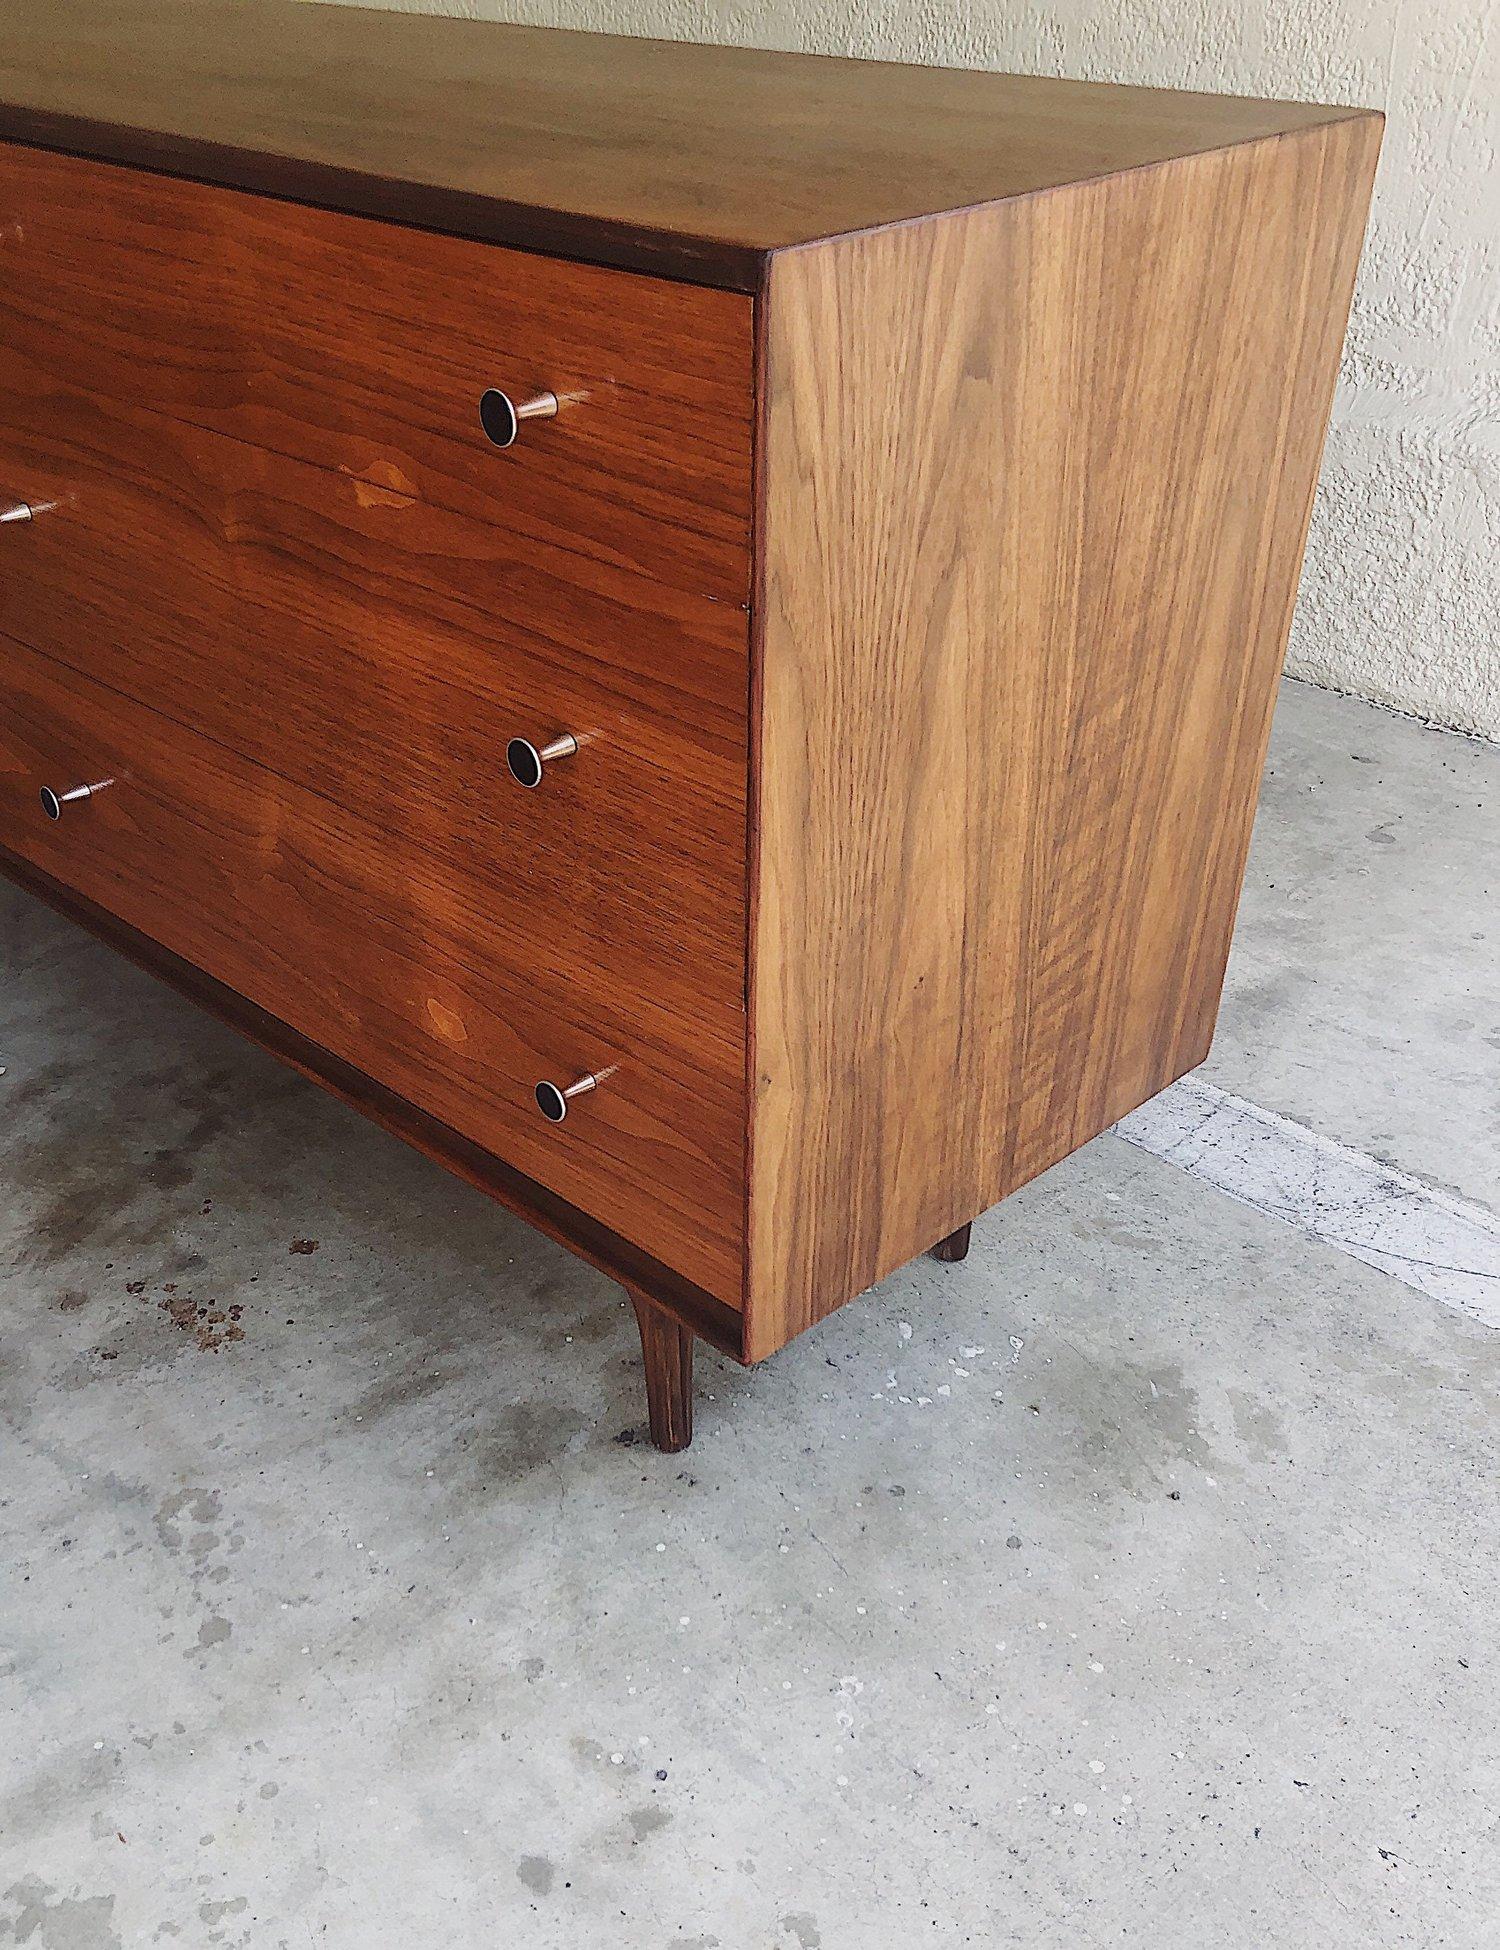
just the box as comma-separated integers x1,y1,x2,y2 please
0,848,745,1449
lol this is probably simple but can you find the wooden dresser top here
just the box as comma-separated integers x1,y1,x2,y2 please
0,0,1373,289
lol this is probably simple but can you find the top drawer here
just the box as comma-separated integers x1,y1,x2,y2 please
0,142,754,605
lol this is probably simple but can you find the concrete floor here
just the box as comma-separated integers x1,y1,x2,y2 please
1,678,1496,1948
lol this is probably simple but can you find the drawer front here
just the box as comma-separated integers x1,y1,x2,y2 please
0,636,746,1306
0,404,748,1075
0,141,754,606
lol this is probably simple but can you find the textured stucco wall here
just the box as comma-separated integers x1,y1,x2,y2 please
323,0,1499,738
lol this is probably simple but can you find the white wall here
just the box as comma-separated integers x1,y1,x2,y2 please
327,0,1499,739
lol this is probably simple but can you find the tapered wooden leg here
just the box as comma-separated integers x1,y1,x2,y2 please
627,1289,695,1452
931,1222,972,1264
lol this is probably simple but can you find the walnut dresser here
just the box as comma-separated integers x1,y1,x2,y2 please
0,0,1380,1448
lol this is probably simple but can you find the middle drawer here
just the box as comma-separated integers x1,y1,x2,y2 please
0,405,750,1069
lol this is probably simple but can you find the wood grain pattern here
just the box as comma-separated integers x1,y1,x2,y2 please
0,0,1371,289
0,842,744,1359
0,393,749,1076
0,142,754,603
747,115,1382,1357
0,635,746,1305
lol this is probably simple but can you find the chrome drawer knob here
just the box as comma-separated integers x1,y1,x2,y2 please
2,500,34,524
40,779,112,820
535,1073,599,1124
479,387,559,449
507,733,577,789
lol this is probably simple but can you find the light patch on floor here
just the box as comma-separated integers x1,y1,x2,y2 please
1117,1074,1500,1329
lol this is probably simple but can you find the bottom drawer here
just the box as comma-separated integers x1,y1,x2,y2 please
0,636,745,1304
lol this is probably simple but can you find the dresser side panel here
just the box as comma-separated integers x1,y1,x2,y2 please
746,116,1382,1358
